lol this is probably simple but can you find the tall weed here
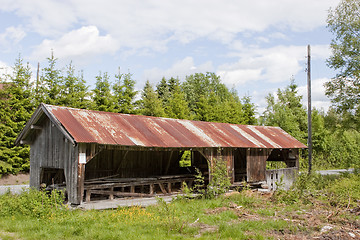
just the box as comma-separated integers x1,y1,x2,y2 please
0,188,65,218
273,172,360,208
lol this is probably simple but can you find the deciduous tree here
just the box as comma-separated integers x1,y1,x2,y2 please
325,0,360,113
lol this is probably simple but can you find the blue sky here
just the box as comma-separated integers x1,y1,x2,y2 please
0,0,340,115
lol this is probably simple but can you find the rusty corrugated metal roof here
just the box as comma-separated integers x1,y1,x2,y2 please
45,104,307,149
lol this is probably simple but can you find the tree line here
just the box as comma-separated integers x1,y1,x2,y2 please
0,54,256,175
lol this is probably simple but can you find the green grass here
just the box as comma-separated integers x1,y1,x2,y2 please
0,174,359,239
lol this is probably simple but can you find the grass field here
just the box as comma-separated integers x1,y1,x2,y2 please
0,173,359,239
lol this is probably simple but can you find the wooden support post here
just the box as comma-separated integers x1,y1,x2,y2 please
130,185,135,193
86,190,91,202
150,184,154,194
158,183,167,194
167,182,172,193
77,144,87,204
109,187,114,200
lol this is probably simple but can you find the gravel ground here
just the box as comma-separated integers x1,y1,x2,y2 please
0,184,29,195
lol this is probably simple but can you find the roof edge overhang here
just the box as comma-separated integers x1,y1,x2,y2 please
85,143,307,152
15,103,76,146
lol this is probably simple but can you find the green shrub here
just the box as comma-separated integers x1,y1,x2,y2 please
326,173,360,207
0,188,65,218
207,157,231,198
273,172,360,208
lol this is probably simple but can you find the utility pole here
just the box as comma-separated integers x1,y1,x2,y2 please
307,45,312,174
36,62,40,101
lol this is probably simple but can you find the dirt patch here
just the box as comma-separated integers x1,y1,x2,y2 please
189,222,218,238
0,230,20,240
316,229,360,239
0,173,29,185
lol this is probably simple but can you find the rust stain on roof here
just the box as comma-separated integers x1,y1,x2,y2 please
46,104,307,149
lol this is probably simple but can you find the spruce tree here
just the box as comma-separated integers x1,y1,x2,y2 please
164,79,191,119
59,63,90,109
37,53,63,105
156,77,171,107
92,72,114,112
0,57,35,174
113,70,138,114
139,80,165,117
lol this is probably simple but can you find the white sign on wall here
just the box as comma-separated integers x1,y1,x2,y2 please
79,152,86,164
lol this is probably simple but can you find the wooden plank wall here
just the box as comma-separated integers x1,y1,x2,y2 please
29,117,80,204
200,148,234,183
30,118,75,187
246,148,271,183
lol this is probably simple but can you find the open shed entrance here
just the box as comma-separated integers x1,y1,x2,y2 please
232,148,299,190
83,148,197,202
265,149,299,190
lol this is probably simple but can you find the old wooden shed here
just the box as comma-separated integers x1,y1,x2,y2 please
16,104,307,205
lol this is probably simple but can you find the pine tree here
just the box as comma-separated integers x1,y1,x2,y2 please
113,70,138,114
0,57,35,174
37,53,63,105
139,80,165,117
164,79,191,119
59,63,90,108
92,72,114,112
156,77,171,107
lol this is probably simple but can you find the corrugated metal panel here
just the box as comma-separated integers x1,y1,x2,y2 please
47,104,307,149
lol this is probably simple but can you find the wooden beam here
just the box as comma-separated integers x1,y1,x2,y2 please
158,183,167,194
20,139,32,145
30,124,42,130
77,143,86,204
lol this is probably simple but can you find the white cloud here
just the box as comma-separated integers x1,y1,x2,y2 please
298,77,331,111
218,44,331,86
30,26,119,62
143,57,213,83
0,61,11,77
0,0,340,52
0,0,76,37
0,26,26,50
218,69,263,85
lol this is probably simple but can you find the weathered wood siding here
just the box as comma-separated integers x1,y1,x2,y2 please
29,117,80,204
199,148,234,183
246,148,271,182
